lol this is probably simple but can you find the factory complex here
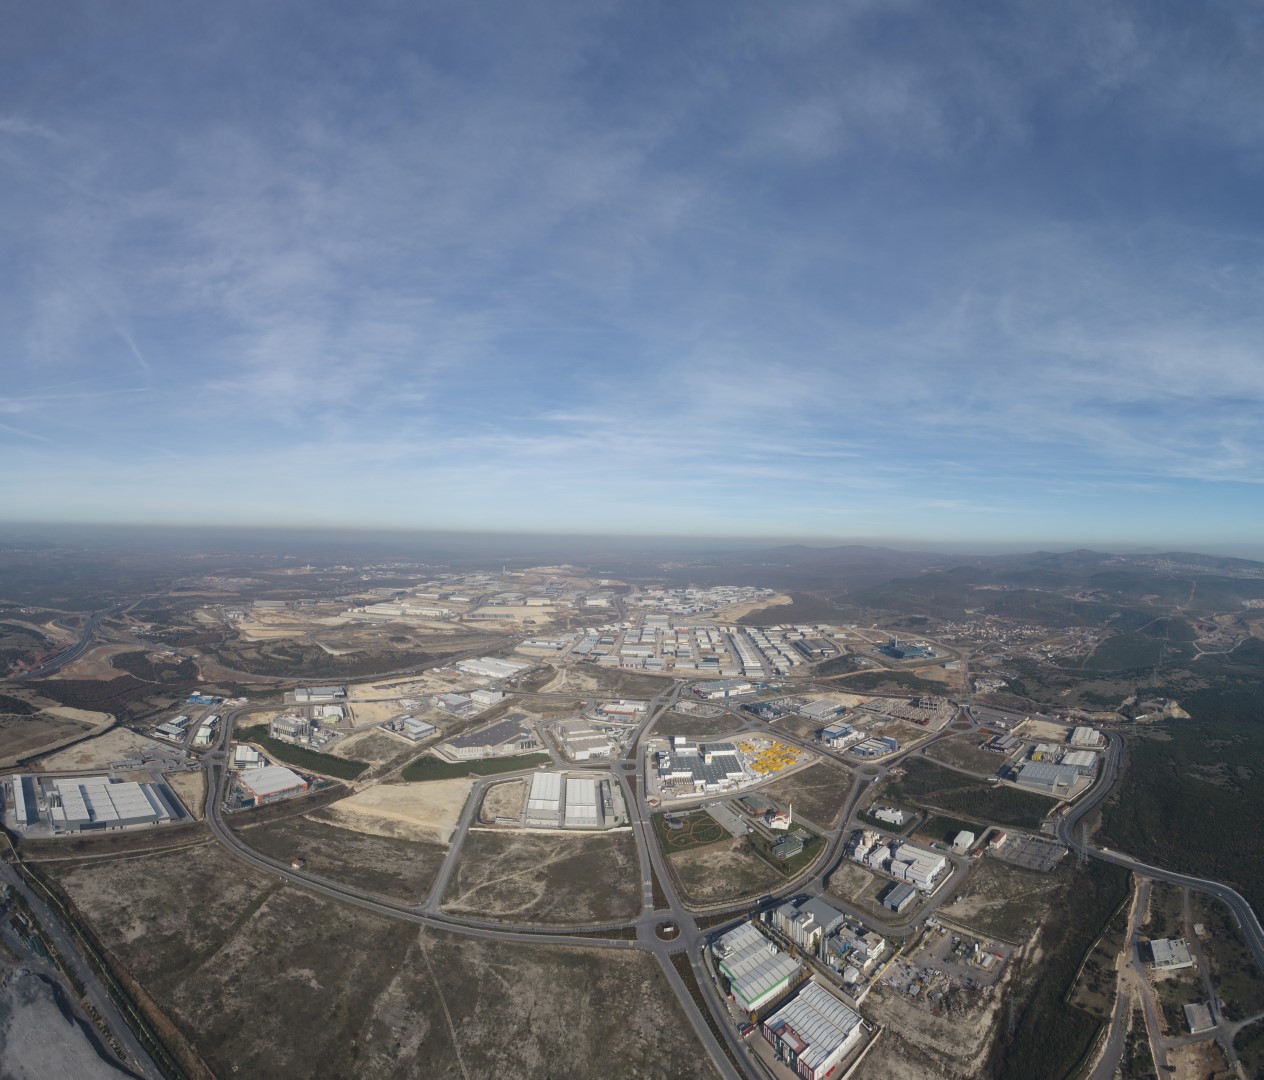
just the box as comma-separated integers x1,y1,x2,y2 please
519,770,625,829
761,981,866,1080
650,735,808,801
5,774,185,835
439,714,540,760
849,830,948,891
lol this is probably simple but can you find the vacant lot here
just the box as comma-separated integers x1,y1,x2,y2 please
164,769,206,819
325,728,410,766
939,858,1067,943
653,712,749,739
233,813,446,902
441,830,640,924
479,779,526,823
313,778,474,844
668,837,784,908
0,711,93,764
758,761,852,827
885,757,1053,829
46,843,713,1079
924,734,1005,775
37,726,164,771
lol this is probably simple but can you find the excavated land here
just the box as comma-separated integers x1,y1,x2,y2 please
313,779,475,844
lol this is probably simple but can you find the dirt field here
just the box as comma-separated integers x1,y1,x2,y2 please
938,858,1066,943
441,830,641,923
757,761,853,826
314,779,474,844
826,861,882,905
855,980,1000,1079
344,700,411,725
0,712,94,765
50,644,136,681
1016,717,1069,742
233,813,447,902
165,770,206,819
479,779,525,823
537,665,669,698
1169,1038,1230,1080
326,728,411,765
668,837,783,907
923,734,1005,775
37,728,167,771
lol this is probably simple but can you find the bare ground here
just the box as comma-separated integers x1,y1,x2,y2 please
441,829,641,923
668,837,783,907
164,770,206,819
313,779,474,844
36,728,167,772
938,858,1065,943
233,813,447,902
479,779,525,823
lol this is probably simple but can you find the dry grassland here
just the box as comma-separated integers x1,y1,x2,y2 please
0,712,94,765
48,841,717,1079
326,729,410,765
856,980,1000,1079
668,837,783,907
442,829,641,923
51,644,137,681
938,858,1066,943
757,761,853,827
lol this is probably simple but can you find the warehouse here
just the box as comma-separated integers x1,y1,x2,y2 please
444,716,539,760
692,679,755,700
882,882,917,913
889,842,947,890
1061,749,1098,775
714,922,802,1013
237,766,309,806
761,981,864,1080
1150,938,1194,972
1070,726,1105,748
801,698,847,722
554,719,614,761
385,716,437,741
456,656,531,679
1015,761,1081,795
294,686,346,703
525,771,562,827
564,777,602,828
44,776,173,833
850,736,900,759
657,743,747,795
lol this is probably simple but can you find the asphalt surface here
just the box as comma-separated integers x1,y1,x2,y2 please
0,861,160,1078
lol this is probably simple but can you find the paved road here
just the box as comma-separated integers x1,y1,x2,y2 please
1058,731,1264,976
0,860,160,1078
15,605,123,680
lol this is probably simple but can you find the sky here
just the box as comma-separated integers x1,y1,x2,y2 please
3,1,1263,549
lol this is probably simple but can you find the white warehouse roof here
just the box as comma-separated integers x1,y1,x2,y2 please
238,766,306,798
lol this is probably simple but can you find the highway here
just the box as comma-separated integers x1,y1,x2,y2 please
15,604,125,680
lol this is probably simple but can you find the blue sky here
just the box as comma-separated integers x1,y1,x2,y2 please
3,1,1263,548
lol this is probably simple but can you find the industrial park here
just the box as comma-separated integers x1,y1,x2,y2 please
3,551,1264,1080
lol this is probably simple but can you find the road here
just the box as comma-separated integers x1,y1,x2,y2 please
1058,731,1264,975
0,860,160,1078
15,605,125,680
27,636,1264,1080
